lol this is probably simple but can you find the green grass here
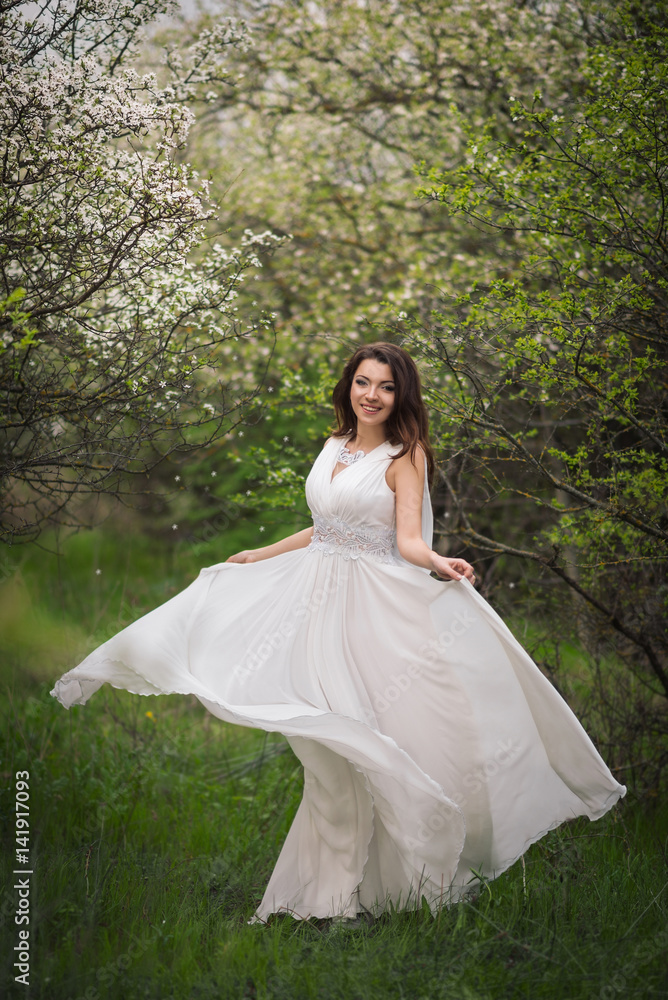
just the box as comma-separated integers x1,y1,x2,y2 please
1,530,667,999
1,680,667,1000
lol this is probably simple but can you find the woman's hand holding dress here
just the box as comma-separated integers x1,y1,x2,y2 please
429,551,476,583
226,550,257,564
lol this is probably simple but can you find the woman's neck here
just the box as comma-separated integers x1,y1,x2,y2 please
347,425,388,453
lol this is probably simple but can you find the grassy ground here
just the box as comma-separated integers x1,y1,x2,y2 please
1,531,667,999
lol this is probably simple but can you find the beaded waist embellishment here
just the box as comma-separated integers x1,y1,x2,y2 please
309,514,395,564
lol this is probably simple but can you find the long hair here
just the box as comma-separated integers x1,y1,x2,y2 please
331,342,435,486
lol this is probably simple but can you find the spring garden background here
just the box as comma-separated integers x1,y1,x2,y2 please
1,1,667,997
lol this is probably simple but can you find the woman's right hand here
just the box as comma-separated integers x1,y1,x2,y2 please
225,550,257,564
225,527,314,565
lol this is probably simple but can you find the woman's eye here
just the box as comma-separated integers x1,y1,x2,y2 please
355,379,394,391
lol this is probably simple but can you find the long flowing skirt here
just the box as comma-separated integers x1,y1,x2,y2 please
51,548,625,920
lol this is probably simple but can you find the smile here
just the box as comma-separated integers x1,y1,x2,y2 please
361,404,381,413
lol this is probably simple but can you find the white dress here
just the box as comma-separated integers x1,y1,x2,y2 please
51,437,625,921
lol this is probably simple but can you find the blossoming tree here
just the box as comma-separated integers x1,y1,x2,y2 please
0,0,280,543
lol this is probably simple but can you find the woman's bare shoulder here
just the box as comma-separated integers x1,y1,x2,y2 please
390,443,426,468
386,443,426,490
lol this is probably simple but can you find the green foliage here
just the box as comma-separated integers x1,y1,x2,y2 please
159,0,610,381
407,3,667,713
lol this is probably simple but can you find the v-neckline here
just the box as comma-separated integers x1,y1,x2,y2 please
329,438,389,485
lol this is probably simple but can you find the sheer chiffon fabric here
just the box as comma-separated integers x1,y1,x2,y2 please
51,437,625,921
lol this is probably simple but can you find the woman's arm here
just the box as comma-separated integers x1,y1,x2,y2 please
227,437,336,564
226,526,314,564
389,449,476,583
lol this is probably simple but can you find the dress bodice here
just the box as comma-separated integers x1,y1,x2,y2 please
304,437,433,567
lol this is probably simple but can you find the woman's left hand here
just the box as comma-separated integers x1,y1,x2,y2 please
430,552,476,584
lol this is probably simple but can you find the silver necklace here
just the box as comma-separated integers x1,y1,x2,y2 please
336,442,366,466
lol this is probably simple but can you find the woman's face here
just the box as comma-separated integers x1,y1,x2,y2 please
349,359,395,430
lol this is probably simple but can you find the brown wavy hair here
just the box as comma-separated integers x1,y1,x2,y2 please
331,342,435,486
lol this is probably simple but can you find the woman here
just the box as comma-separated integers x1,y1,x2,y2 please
51,342,625,923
